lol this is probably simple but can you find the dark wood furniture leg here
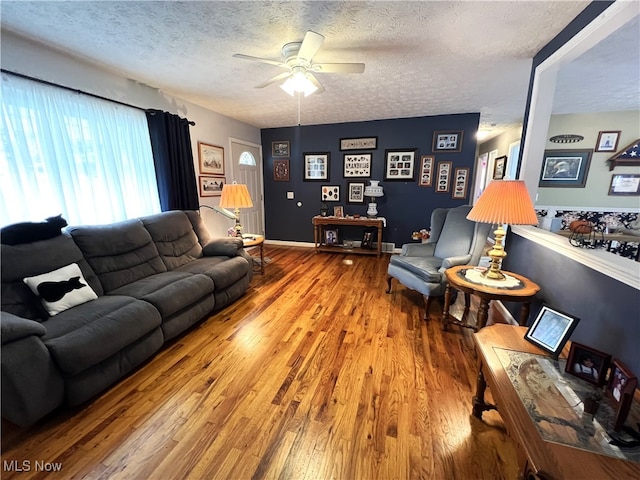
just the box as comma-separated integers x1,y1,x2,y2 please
476,298,490,330
385,276,393,294
441,283,452,330
519,301,531,326
472,362,497,418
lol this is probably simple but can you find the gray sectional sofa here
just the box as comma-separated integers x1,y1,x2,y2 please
1,210,253,426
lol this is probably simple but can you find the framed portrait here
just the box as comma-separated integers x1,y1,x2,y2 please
452,167,469,200
539,149,592,188
606,359,638,431
361,228,376,249
321,185,340,202
418,155,434,187
340,137,377,151
333,206,344,218
564,342,611,386
524,305,580,357
198,176,225,197
493,155,507,180
595,131,620,152
273,159,289,182
304,152,330,181
384,149,417,180
608,174,640,196
432,131,463,153
325,229,338,246
343,153,372,178
272,141,290,157
347,182,365,204
435,161,452,193
198,142,224,176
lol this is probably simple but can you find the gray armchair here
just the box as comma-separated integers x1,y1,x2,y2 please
386,205,490,318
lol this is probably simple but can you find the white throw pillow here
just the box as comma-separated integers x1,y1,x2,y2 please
23,263,98,316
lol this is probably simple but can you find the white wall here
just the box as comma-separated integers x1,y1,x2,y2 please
1,31,261,236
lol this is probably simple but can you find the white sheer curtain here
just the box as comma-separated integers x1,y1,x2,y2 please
0,73,161,227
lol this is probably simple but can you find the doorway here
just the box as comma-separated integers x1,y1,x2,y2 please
229,138,264,236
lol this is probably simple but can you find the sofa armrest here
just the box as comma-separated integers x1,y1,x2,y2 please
1,311,46,345
202,237,244,257
440,254,472,270
401,242,437,257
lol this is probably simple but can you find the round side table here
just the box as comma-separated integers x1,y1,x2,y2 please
242,234,265,275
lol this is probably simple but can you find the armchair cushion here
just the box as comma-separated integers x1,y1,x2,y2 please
389,255,442,283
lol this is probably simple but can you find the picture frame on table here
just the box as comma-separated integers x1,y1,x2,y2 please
333,206,344,218
384,149,417,180
340,137,377,151
432,131,463,153
198,176,225,197
595,131,621,153
452,167,469,200
343,153,372,178
321,185,340,202
539,149,592,188
198,142,224,176
564,342,611,387
524,305,580,357
606,359,638,431
272,141,290,157
435,161,452,193
608,174,640,196
273,159,290,182
493,155,507,180
418,155,434,187
325,229,339,246
347,182,365,204
304,152,330,181
361,228,376,249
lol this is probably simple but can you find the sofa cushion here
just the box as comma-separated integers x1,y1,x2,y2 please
140,211,203,270
42,295,161,376
184,210,212,246
174,255,251,291
1,235,103,321
389,255,443,283
69,219,167,293
202,237,244,257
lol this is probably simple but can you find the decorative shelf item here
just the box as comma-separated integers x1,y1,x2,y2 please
607,139,640,171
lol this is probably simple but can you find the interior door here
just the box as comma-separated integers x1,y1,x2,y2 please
230,138,264,235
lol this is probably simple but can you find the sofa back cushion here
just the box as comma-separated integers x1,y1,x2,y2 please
184,210,212,246
1,234,103,320
140,211,203,270
69,219,166,293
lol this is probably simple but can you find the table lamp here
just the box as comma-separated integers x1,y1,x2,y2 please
466,180,538,280
364,180,384,217
219,182,253,236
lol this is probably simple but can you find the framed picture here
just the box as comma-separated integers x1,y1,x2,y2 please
435,161,452,193
272,141,290,157
325,229,338,246
198,176,225,197
347,182,365,204
452,167,469,200
384,149,417,180
333,206,344,218
340,137,377,151
608,174,640,196
493,155,507,180
198,142,224,176
606,359,638,431
343,153,372,178
595,131,620,152
418,155,434,187
564,342,611,386
432,131,463,153
273,159,289,182
361,228,376,249
539,149,592,188
304,152,330,181
524,305,580,357
321,185,340,202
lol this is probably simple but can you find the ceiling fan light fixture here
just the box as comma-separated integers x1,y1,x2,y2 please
280,71,318,97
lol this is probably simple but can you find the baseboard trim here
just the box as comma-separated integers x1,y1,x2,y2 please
263,240,315,248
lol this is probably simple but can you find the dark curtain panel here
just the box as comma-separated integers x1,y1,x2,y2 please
146,109,199,211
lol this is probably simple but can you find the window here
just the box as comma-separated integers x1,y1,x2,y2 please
0,73,161,227
239,151,256,166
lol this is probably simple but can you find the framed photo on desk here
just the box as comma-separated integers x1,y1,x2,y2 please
524,305,580,356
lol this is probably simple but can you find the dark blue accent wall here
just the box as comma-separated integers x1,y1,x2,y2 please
261,113,480,247
503,232,640,376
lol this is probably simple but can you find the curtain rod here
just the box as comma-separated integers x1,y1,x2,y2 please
1,69,195,126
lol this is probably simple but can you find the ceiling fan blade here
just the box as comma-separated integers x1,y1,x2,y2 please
297,31,324,63
307,73,325,95
312,63,365,74
255,71,292,89
232,53,287,68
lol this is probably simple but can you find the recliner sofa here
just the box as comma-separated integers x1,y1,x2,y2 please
1,210,253,426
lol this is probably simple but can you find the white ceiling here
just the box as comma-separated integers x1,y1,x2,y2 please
2,0,634,139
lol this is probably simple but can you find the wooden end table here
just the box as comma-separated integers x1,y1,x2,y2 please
442,265,540,331
242,234,265,275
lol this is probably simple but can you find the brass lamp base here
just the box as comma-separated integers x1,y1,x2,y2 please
483,224,507,280
233,208,243,236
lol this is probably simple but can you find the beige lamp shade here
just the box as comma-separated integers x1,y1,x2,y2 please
219,182,253,209
467,180,538,226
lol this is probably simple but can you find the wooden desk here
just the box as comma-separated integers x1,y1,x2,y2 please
442,266,540,331
473,324,640,480
242,234,265,274
312,216,384,257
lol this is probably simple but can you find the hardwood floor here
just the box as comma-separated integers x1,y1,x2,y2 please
1,246,518,479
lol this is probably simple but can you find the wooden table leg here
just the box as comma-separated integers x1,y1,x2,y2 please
519,301,531,326
441,283,452,331
259,242,265,275
377,223,382,257
477,298,490,330
472,363,497,418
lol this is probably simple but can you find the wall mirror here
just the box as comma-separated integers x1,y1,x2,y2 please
516,2,640,289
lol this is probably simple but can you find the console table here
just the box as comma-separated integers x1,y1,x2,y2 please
312,216,384,257
473,324,640,479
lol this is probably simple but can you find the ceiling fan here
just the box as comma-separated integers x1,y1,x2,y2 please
233,31,365,96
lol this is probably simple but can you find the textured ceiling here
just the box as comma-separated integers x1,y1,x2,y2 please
2,0,634,139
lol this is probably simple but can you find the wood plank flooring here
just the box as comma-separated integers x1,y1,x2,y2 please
2,246,518,479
